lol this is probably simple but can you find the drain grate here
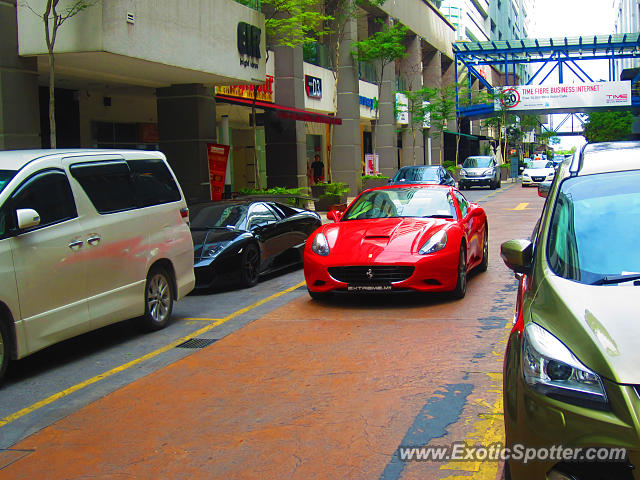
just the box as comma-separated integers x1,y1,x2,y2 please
176,338,218,349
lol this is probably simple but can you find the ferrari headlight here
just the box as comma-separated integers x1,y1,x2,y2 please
202,241,231,259
522,323,608,410
418,230,447,255
311,232,330,256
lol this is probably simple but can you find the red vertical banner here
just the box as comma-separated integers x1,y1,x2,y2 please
207,143,230,201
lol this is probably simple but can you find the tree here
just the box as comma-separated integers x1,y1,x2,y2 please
351,19,408,156
26,0,95,148
583,111,633,143
402,88,431,165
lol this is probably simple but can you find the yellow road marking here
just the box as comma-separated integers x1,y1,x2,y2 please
473,182,515,203
510,203,529,211
0,281,306,429
180,317,224,322
439,321,512,479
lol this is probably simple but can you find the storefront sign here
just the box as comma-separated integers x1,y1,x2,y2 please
496,81,632,111
365,154,379,176
207,143,230,201
237,22,261,69
305,75,322,99
215,75,274,102
359,95,377,111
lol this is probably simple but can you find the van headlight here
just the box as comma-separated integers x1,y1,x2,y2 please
418,230,447,255
522,323,608,410
311,232,330,256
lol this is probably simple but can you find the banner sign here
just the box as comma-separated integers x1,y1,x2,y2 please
396,92,409,124
215,75,274,102
305,75,322,99
364,153,379,176
495,81,631,111
207,143,230,201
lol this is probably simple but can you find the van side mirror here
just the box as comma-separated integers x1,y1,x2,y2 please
16,208,40,230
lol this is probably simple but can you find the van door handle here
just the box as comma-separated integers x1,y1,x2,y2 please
87,235,101,246
68,239,84,250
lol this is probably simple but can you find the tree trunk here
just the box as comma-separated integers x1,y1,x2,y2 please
48,50,56,148
251,85,261,190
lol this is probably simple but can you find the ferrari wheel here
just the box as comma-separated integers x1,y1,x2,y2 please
477,227,489,272
240,244,260,287
451,245,467,299
307,288,330,301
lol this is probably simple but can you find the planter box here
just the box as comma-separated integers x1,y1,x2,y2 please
500,167,509,181
314,193,348,212
361,177,389,191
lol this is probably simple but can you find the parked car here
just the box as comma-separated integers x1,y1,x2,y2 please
0,149,195,382
388,165,456,187
191,200,321,289
500,141,640,480
457,155,501,190
304,184,488,300
521,159,555,187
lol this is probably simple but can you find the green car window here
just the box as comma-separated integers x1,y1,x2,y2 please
547,170,640,284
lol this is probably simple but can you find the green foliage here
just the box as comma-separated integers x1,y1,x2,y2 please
361,174,389,180
262,0,332,49
351,20,408,69
239,186,307,196
316,182,349,196
583,111,633,143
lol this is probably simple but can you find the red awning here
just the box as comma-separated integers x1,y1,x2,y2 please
215,94,342,125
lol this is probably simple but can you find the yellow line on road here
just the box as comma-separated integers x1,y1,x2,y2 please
0,281,306,429
474,182,515,203
511,203,529,211
180,317,224,322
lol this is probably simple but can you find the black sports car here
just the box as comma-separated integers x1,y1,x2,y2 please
190,200,321,289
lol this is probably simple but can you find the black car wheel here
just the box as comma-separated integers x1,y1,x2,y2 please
240,243,260,287
451,245,467,299
489,180,496,190
139,267,174,331
477,227,489,272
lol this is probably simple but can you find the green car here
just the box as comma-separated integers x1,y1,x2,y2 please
501,142,640,480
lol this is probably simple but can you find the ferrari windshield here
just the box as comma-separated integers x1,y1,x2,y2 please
393,167,439,183
0,170,16,195
342,187,455,220
547,170,640,284
190,204,248,229
462,156,492,168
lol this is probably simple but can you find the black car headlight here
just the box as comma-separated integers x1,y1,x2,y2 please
202,241,231,259
311,233,330,256
522,323,608,410
418,230,447,255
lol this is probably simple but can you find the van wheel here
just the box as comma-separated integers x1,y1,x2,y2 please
139,267,174,331
451,245,467,299
240,244,260,287
0,321,9,384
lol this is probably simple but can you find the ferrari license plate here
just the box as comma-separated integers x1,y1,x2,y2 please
348,284,392,292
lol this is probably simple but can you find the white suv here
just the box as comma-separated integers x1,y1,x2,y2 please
0,149,195,382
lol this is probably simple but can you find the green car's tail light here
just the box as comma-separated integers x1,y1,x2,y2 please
311,232,330,256
522,323,609,410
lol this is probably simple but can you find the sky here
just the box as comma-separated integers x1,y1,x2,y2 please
529,0,618,151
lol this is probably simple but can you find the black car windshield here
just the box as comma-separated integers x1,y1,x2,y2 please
190,204,248,229
0,170,16,194
342,187,455,220
393,167,439,183
463,157,492,168
547,170,640,284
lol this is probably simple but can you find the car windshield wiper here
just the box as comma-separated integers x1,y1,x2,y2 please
591,273,640,285
426,214,453,219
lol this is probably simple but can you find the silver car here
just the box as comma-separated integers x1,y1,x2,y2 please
458,156,501,190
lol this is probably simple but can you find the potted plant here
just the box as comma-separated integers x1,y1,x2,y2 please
500,163,510,181
313,182,349,211
236,186,312,209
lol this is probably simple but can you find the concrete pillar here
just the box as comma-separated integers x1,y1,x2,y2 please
0,0,41,149
332,15,362,194
375,17,398,178
400,34,424,166
157,83,217,205
423,47,442,165
266,45,306,189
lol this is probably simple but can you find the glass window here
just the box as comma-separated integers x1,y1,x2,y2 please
343,187,454,220
547,171,640,284
127,159,181,207
70,161,137,214
190,204,248,230
248,203,278,229
454,191,469,217
11,170,77,230
394,167,440,183
462,156,493,168
0,170,16,195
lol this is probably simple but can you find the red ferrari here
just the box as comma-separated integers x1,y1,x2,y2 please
303,184,488,299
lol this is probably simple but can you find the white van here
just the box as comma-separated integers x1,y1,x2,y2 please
0,149,195,382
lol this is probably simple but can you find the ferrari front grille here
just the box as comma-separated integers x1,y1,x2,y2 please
328,266,415,284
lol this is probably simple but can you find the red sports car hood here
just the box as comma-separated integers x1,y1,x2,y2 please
322,217,451,262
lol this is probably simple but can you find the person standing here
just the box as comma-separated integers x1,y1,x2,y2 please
311,154,324,184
